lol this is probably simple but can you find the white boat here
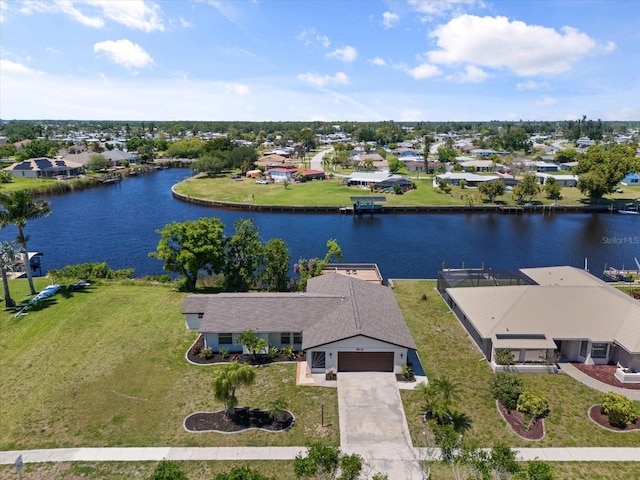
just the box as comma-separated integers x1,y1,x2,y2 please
618,203,639,215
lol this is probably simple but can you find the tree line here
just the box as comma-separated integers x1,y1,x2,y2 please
149,217,342,292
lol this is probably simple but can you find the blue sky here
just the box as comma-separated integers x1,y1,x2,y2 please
1,0,638,122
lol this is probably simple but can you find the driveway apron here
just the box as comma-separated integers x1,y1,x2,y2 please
338,372,424,479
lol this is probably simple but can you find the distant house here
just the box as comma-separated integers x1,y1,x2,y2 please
344,172,411,190
434,172,500,187
621,173,640,186
404,160,440,173
576,137,595,148
5,157,83,179
439,266,640,375
268,166,298,182
255,154,288,168
459,160,504,173
298,169,325,181
534,173,578,187
182,273,417,374
534,161,560,172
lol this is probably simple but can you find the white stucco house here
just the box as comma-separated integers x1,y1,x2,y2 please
534,173,579,187
438,266,640,379
182,273,417,374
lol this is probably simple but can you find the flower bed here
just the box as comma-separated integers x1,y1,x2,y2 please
588,405,640,432
186,335,305,365
184,407,294,433
496,401,545,441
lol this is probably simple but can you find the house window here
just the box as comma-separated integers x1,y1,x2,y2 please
197,313,204,319
293,332,303,344
580,341,588,357
281,333,291,344
591,343,608,359
218,333,232,345
311,351,326,369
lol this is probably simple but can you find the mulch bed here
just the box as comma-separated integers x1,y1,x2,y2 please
588,405,640,432
571,363,640,390
496,401,545,441
187,335,305,365
184,408,294,433
396,374,416,383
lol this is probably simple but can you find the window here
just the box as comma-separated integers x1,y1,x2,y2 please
311,351,326,369
580,341,588,357
293,332,303,344
218,333,232,345
591,343,608,359
280,333,291,344
197,313,204,319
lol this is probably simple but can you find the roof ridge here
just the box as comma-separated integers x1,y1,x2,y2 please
348,279,361,330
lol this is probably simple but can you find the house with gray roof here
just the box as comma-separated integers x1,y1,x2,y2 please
182,274,417,374
439,266,640,381
5,157,83,179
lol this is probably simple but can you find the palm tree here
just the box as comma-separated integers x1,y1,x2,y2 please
212,362,256,416
0,191,51,295
0,241,17,308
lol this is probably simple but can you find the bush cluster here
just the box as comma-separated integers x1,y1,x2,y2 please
601,391,638,428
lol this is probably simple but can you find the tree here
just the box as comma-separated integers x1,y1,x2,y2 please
149,217,225,292
543,176,562,201
261,238,290,291
523,460,553,480
501,127,532,153
236,329,269,361
575,144,639,200
437,145,456,163
147,460,189,480
14,139,59,161
513,173,540,205
295,239,342,290
478,180,505,203
192,154,226,177
387,155,403,174
0,241,17,307
423,135,434,171
516,391,549,430
554,147,579,164
87,154,109,172
0,191,52,295
212,361,257,416
224,218,263,291
490,373,524,411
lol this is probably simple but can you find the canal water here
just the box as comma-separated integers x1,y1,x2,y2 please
0,169,637,279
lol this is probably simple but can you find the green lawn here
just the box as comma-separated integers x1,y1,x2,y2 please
173,175,640,208
0,279,339,450
392,280,640,448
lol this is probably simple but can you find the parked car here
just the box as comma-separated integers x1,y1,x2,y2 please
256,179,269,184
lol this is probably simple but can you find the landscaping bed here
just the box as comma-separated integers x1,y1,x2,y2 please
588,405,640,432
184,408,294,433
571,363,640,390
187,335,305,365
496,401,545,441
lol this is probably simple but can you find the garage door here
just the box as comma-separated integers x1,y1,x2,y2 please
338,352,394,372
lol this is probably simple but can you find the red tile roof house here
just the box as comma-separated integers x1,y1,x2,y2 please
182,274,417,374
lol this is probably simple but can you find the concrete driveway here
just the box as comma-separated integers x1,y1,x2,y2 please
337,372,425,479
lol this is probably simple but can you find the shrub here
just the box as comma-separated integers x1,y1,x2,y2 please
269,346,280,359
601,391,638,428
190,344,202,356
48,262,134,281
489,373,524,411
148,460,189,480
219,347,229,359
199,347,213,359
495,349,515,365
400,364,414,381
282,345,296,360
517,391,549,430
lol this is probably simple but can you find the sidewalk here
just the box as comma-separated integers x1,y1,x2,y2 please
3,446,640,465
559,362,640,400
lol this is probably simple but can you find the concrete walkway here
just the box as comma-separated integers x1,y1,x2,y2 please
3,446,640,466
559,362,640,400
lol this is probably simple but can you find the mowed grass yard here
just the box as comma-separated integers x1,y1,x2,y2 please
0,279,339,451
392,280,640,448
173,174,640,208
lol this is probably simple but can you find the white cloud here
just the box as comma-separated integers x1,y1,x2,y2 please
232,83,249,95
16,0,164,31
0,58,40,74
93,39,154,70
398,108,424,121
536,96,557,107
326,46,357,63
369,57,387,67
0,0,7,23
408,0,484,16
206,0,240,23
89,0,164,32
427,15,601,76
516,80,548,91
405,63,442,79
382,11,399,29
297,28,330,48
297,72,348,88
448,64,487,83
